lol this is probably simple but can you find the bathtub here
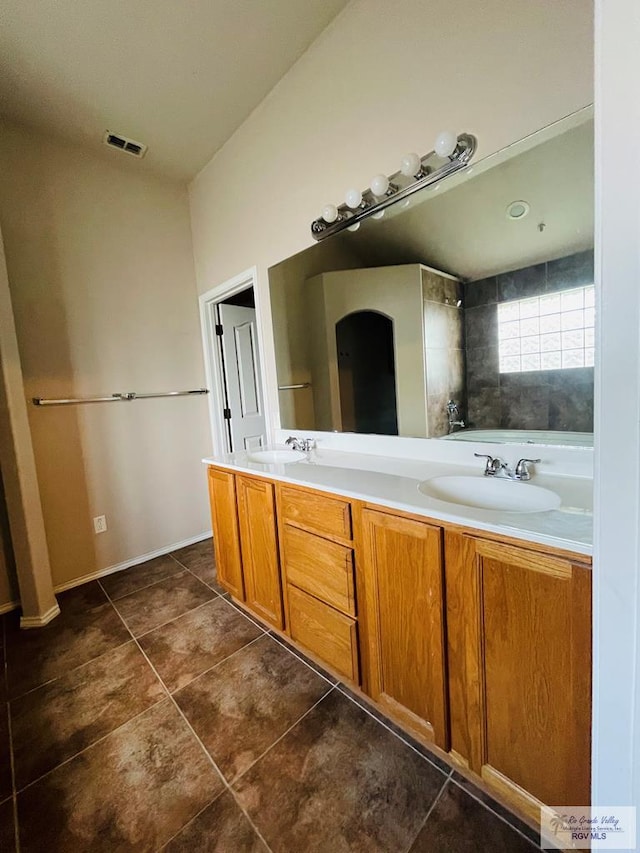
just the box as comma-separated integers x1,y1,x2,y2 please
440,429,593,447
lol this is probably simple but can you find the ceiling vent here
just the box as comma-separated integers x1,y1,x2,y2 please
103,130,148,159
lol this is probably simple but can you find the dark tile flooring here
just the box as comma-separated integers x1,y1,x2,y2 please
0,538,545,852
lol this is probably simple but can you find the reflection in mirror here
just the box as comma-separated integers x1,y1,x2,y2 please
269,109,594,446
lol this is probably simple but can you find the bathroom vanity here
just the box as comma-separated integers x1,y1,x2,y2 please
200,100,596,837
204,443,592,825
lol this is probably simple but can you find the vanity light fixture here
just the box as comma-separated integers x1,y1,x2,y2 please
311,130,477,241
345,188,363,209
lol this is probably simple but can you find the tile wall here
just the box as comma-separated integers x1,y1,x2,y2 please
422,269,466,437
463,250,594,432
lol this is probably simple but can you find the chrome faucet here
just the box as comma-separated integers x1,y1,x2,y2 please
285,436,315,452
474,453,541,481
446,400,465,433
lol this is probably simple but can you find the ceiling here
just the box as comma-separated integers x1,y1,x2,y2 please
0,0,349,181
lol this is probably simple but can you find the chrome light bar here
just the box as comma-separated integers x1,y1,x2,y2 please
310,132,477,242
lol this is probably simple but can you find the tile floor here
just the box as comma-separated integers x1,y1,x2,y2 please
0,538,545,852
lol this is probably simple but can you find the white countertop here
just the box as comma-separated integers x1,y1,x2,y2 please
203,446,593,557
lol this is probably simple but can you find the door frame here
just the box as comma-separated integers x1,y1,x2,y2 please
199,267,272,455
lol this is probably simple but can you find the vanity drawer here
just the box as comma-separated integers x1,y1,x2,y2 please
282,525,355,616
287,585,359,683
278,485,352,543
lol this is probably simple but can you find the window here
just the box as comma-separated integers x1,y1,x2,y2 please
497,285,595,373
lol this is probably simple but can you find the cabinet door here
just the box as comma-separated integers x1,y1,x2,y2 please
359,508,448,749
207,467,244,599
236,475,284,629
445,531,591,817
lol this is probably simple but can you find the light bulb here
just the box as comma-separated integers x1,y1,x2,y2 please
347,222,360,232
345,188,362,209
369,174,389,197
371,210,385,220
434,130,457,158
400,152,422,177
321,204,338,223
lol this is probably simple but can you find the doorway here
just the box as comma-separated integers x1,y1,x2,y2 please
335,310,398,435
199,268,269,454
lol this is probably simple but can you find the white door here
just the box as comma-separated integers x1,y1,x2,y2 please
218,303,266,451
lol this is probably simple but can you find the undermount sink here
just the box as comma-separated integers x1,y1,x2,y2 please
247,448,306,464
418,475,561,513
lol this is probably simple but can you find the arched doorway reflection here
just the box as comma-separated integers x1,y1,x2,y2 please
335,310,398,435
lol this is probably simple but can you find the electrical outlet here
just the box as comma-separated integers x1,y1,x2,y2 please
93,515,107,534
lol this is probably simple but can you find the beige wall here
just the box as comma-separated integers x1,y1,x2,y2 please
189,0,593,432
269,236,366,429
0,122,211,588
319,266,427,436
0,227,58,619
0,473,18,609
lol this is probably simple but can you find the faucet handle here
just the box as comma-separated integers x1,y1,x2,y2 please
514,458,541,480
474,453,502,476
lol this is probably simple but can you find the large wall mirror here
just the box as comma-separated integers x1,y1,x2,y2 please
269,108,594,446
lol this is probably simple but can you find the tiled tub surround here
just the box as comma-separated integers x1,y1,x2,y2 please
0,539,545,852
464,249,594,432
421,268,466,437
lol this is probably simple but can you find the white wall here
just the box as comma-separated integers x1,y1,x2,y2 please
0,122,212,588
592,0,640,821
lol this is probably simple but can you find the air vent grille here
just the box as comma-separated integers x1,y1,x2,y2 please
103,130,147,158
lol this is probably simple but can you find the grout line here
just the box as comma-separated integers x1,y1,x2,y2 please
105,569,190,603
12,793,19,853
167,552,227,599
6,709,20,853
170,633,268,696
4,612,20,853
2,615,7,695
129,594,224,642
5,636,134,704
334,683,449,775
99,581,275,853
267,632,337,687
449,775,542,849
4,582,134,703
108,565,218,607
154,789,227,852
403,774,451,853
215,596,266,632
13,692,168,796
226,685,335,789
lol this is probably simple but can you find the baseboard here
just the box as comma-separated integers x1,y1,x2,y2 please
53,530,213,594
0,600,19,616
20,603,61,629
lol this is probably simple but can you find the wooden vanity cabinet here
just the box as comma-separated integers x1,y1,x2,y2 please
236,474,284,630
357,506,449,750
207,466,245,600
207,464,592,823
445,530,592,819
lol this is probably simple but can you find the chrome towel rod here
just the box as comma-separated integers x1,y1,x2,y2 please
32,388,209,407
278,383,311,391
